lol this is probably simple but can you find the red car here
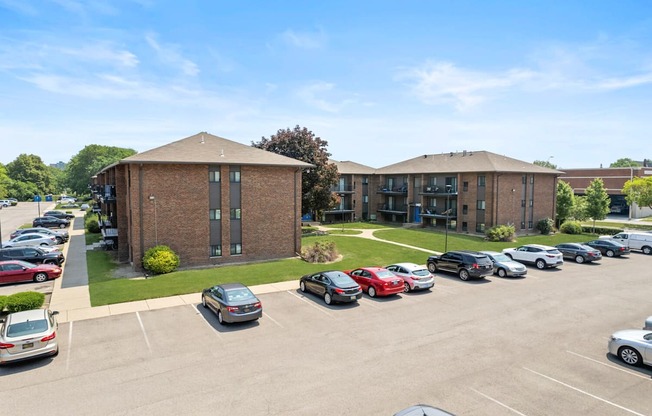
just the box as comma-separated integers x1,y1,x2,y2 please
0,260,62,284
343,267,404,298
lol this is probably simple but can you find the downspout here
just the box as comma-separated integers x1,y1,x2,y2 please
138,164,145,269
294,168,301,256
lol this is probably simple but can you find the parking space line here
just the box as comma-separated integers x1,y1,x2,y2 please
190,304,222,339
263,312,284,328
285,291,334,317
135,311,152,354
523,367,646,416
65,321,73,371
566,350,652,381
470,388,528,416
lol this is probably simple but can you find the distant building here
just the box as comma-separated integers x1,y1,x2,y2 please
50,161,66,170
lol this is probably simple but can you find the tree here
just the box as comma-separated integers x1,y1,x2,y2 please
584,178,610,232
64,145,137,195
610,158,641,168
570,195,589,221
555,180,574,226
252,125,339,217
6,154,55,195
623,176,652,209
0,164,9,197
533,160,558,169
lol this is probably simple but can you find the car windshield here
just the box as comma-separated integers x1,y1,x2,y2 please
375,270,395,279
329,273,355,285
225,288,256,302
491,253,511,262
7,319,48,337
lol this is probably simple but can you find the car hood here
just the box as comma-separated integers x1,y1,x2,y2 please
498,260,526,268
611,329,651,341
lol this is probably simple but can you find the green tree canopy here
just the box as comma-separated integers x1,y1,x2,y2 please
252,125,339,216
623,176,652,209
0,164,9,198
555,180,574,226
585,178,610,232
6,154,55,195
64,145,137,195
533,160,558,169
610,158,641,167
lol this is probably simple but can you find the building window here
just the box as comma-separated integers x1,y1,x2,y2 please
478,176,486,187
209,209,221,220
530,175,534,184
462,222,468,231
209,171,220,182
229,171,241,183
362,177,368,184
521,200,526,207
528,221,533,229
463,181,468,191
477,200,485,210
529,199,533,207
210,245,222,257
462,205,468,214
522,175,527,184
363,195,368,203
476,223,485,233
520,221,525,229
230,208,241,219
230,243,242,255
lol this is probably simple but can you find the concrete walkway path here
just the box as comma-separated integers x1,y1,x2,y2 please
50,224,435,323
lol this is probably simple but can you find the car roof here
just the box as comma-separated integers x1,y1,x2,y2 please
522,244,555,249
217,282,249,291
453,250,488,257
5,308,48,324
479,250,501,256
387,262,424,270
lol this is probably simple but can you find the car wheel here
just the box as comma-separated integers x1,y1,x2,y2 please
324,292,332,305
368,286,376,298
33,272,48,283
642,246,652,255
535,259,546,270
217,310,225,324
300,281,307,292
497,268,507,278
201,295,207,308
427,262,437,273
59,224,66,229
56,237,64,244
459,269,470,281
403,282,410,293
618,346,642,366
575,255,585,264
606,250,615,257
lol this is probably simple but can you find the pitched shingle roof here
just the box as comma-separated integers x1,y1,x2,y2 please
329,159,376,174
375,151,562,175
119,132,313,167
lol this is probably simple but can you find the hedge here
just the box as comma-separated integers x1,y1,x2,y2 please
4,292,45,313
581,226,624,236
0,295,7,312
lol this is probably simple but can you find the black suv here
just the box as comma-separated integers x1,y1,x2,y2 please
33,216,70,229
0,247,65,266
426,250,494,281
44,210,75,220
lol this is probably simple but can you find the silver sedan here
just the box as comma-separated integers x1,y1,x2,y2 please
1,233,58,248
385,263,435,293
0,309,59,365
608,329,652,366
480,251,527,277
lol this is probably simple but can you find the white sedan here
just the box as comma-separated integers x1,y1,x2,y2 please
385,263,435,293
608,329,652,366
0,233,58,248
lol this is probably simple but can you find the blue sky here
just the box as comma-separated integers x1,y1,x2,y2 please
1,1,651,169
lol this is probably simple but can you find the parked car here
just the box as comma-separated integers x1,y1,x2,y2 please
385,263,435,292
344,267,404,297
0,260,63,284
502,244,563,270
0,200,11,207
645,316,652,331
43,210,75,220
10,227,69,244
0,247,65,266
608,329,652,366
426,250,494,281
585,239,630,257
7,198,18,205
394,405,456,416
480,251,527,277
601,231,652,255
555,243,602,264
299,270,362,305
0,233,57,248
201,283,262,324
80,203,90,211
0,309,59,365
32,216,70,229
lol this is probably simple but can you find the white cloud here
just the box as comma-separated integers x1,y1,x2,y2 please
295,81,357,113
280,28,326,49
145,33,199,76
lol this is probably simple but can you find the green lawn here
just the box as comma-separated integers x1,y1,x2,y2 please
321,222,393,230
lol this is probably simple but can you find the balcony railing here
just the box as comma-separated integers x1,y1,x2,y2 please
377,203,408,213
331,185,354,193
420,186,458,195
377,185,408,194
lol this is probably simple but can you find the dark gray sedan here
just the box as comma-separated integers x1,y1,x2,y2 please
201,283,262,324
555,243,602,264
299,270,362,305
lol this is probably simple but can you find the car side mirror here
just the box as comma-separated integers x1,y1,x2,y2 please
50,311,59,316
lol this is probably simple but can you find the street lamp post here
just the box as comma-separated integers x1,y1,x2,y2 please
444,184,452,252
149,195,158,245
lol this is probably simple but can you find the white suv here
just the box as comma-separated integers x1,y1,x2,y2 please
502,244,563,269
0,200,11,207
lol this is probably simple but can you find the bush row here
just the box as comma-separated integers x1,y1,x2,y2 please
0,292,45,313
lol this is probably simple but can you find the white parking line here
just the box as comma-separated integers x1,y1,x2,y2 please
263,312,284,328
135,311,152,354
470,388,528,415
65,321,73,371
523,367,646,416
285,290,334,317
566,350,652,381
190,304,222,339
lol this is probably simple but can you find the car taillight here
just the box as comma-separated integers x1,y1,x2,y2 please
41,332,56,342
619,247,625,251
226,306,239,312
412,276,421,280
0,342,15,349
334,288,345,294
253,302,262,309
471,263,479,269
546,254,555,258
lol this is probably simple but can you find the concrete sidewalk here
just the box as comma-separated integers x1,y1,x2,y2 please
49,222,434,323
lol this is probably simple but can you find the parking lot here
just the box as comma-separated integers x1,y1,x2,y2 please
1,248,651,415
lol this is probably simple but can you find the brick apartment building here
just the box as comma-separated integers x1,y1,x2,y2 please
93,132,312,271
330,151,560,234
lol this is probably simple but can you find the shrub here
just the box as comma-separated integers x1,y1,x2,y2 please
560,220,583,234
0,295,7,312
4,292,45,313
536,218,555,235
301,241,339,263
302,226,318,235
85,216,100,233
582,225,624,235
143,245,180,274
485,224,516,242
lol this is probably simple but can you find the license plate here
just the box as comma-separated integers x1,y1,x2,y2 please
22,343,34,349
350,296,356,300
243,308,251,313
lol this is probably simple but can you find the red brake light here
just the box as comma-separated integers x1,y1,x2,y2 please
253,302,262,309
226,306,239,312
41,332,56,342
334,288,345,294
0,342,15,349
472,263,479,269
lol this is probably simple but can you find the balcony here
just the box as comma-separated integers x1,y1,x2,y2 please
377,203,408,213
324,205,354,214
419,186,458,196
377,185,408,195
420,208,457,220
331,185,354,194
